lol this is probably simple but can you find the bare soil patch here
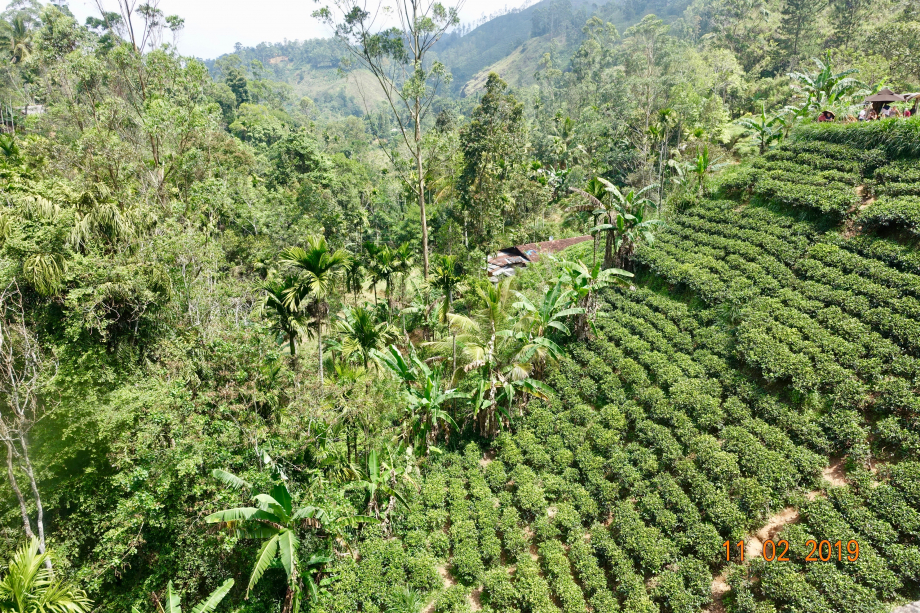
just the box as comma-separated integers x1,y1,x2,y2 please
470,586,483,611
822,457,848,488
437,564,456,587
479,450,496,468
421,565,457,613
746,507,800,560
704,572,730,613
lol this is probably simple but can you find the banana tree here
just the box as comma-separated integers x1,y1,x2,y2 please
567,177,610,267
511,280,581,375
787,51,866,111
569,178,663,269
205,470,376,613
347,447,416,535
373,345,464,451
736,103,785,154
561,259,633,339
135,579,234,613
446,279,554,437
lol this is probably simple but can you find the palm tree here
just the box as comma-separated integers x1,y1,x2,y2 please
133,579,234,613
391,242,416,308
0,16,33,64
363,242,396,308
429,254,462,325
342,254,365,305
281,237,348,385
261,276,308,359
335,305,397,369
205,470,376,613
0,538,92,613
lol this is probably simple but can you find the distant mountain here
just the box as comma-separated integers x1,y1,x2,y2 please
208,0,692,112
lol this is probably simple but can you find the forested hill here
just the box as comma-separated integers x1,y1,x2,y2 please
208,0,697,109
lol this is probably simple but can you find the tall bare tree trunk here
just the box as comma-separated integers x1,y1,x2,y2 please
0,284,51,570
603,223,615,270
317,321,324,386
18,432,47,558
415,103,429,280
3,437,33,541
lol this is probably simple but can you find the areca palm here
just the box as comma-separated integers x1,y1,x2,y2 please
391,242,416,308
363,242,396,308
335,305,397,369
342,254,365,305
0,538,91,613
429,254,462,325
261,276,308,358
133,579,234,613
281,237,348,385
205,470,376,613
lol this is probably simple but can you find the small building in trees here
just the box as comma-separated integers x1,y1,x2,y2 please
487,235,591,281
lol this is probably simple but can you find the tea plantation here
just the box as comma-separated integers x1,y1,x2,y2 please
314,123,920,613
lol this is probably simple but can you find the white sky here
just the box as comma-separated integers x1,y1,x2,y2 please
65,0,531,59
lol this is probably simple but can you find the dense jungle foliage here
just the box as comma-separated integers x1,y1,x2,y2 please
0,0,919,612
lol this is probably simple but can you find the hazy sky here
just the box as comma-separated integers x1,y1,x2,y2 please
65,0,531,59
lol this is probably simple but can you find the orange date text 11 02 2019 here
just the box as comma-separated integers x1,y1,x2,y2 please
722,539,860,562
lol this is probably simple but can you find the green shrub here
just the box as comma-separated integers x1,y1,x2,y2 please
858,196,920,237
795,117,920,158
514,558,561,613
429,530,450,559
483,458,507,492
435,585,471,613
482,568,519,610
450,545,484,586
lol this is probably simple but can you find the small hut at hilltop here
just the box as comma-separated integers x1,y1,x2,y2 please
487,235,592,281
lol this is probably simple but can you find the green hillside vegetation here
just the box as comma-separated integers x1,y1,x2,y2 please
2,0,920,612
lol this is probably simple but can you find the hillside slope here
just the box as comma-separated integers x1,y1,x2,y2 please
212,0,699,103
319,122,920,613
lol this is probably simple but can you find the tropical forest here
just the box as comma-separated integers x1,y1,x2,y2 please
0,0,919,611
